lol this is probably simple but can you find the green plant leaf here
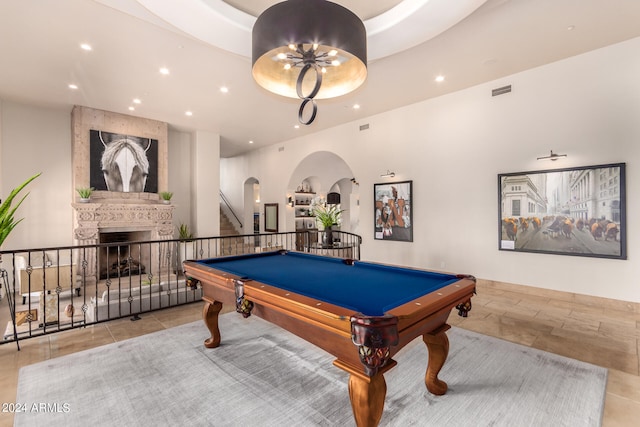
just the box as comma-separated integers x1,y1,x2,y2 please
0,173,41,247
76,187,94,198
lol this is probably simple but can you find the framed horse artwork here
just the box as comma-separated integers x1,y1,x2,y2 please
89,130,159,193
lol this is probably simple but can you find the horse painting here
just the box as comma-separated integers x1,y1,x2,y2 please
98,131,152,192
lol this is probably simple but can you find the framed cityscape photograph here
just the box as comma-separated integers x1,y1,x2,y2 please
498,163,626,259
374,180,413,242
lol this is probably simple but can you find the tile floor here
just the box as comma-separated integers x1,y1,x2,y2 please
1,279,639,426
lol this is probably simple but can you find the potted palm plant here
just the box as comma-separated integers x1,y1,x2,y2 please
1,173,41,249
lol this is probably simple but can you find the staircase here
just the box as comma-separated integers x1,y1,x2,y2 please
219,209,248,255
220,209,241,236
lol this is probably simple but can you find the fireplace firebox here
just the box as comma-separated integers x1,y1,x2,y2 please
99,231,151,279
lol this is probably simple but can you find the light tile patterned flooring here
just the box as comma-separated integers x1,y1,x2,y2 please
1,279,639,426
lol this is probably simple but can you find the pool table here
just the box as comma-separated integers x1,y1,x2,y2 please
183,250,475,427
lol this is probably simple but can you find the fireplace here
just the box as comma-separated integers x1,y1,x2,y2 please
99,230,151,279
72,202,175,285
71,107,173,283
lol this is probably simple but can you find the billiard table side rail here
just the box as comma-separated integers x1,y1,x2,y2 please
184,260,476,378
183,261,356,331
389,274,476,331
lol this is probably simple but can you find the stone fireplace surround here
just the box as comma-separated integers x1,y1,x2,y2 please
71,106,173,281
73,201,174,280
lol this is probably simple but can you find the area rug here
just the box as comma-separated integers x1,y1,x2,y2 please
15,313,607,426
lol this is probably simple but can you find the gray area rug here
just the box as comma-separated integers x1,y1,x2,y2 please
16,313,607,426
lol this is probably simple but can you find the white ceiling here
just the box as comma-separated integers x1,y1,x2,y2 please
1,0,640,158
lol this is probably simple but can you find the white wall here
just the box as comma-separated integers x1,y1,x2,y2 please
221,37,640,304
168,129,194,232
193,131,221,237
0,103,73,250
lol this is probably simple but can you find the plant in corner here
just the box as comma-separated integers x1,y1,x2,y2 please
177,223,196,281
160,191,173,203
0,173,41,248
76,187,94,201
178,223,193,241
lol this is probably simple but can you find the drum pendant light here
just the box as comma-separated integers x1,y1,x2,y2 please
252,0,367,125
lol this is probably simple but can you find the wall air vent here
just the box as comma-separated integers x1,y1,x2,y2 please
359,123,370,131
492,85,512,97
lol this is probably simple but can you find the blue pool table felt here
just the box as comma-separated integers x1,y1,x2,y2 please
199,251,459,316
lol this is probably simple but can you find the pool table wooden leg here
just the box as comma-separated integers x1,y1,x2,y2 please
348,372,386,427
422,324,451,395
202,298,223,348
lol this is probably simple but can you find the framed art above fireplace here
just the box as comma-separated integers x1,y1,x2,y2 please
89,129,158,193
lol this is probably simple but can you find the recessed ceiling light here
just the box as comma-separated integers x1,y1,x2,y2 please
133,98,141,104
159,67,170,75
128,106,135,111
68,84,78,90
353,104,360,110
435,75,445,82
567,25,575,31
220,86,229,93
294,125,300,129
80,43,92,51
185,111,193,116
249,140,254,144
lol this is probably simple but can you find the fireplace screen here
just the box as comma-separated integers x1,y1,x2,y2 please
99,231,151,279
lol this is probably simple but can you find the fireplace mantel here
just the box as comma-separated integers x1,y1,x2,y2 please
72,202,174,242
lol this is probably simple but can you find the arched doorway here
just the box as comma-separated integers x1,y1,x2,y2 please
287,152,358,235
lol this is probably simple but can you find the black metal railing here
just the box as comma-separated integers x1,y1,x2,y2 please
0,230,361,347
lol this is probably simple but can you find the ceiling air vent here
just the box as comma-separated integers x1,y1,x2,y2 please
359,123,369,131
492,85,512,97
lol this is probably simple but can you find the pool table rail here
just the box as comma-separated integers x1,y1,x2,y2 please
390,275,476,332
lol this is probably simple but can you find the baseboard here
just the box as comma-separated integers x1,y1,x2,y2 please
477,278,640,314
